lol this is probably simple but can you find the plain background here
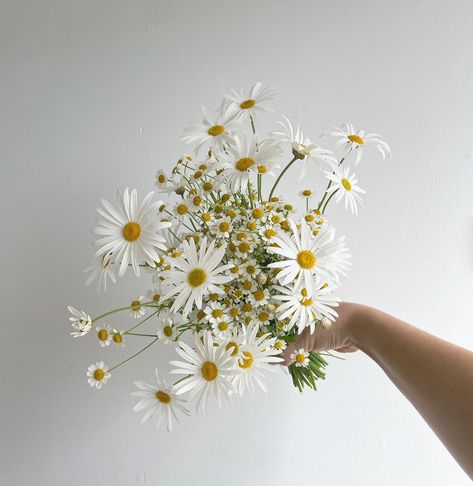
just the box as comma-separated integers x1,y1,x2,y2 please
2,1,473,485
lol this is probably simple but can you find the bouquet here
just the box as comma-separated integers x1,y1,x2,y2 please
68,82,389,431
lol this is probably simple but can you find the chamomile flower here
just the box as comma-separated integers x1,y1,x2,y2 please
324,166,366,215
233,323,283,395
170,331,238,412
67,306,92,338
147,287,162,303
273,283,339,334
274,339,287,352
87,362,111,389
173,201,190,221
155,170,168,189
213,216,233,238
96,324,112,347
93,188,171,277
249,288,270,307
268,218,350,292
325,122,390,165
84,252,116,293
156,312,180,343
241,259,261,279
130,296,146,319
182,103,239,153
259,224,278,242
273,116,338,179
211,319,233,338
204,301,228,326
132,369,190,431
218,327,245,359
160,237,234,317
225,82,277,121
213,135,281,192
111,329,126,347
291,348,310,368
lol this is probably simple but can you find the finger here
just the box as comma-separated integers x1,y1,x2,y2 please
282,342,296,366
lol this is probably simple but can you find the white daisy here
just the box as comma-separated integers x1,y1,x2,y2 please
132,369,190,431
156,311,182,343
218,327,245,359
86,361,111,389
268,218,350,292
130,296,146,319
225,82,277,121
273,282,340,334
96,324,112,347
111,329,126,347
213,135,281,192
155,170,168,189
170,331,238,412
259,224,278,242
249,288,270,307
274,339,287,352
160,237,234,317
233,323,283,396
324,166,366,215
291,348,310,368
325,122,390,165
211,318,233,338
84,252,116,293
67,306,92,338
182,102,239,153
93,188,171,277
273,116,338,179
204,301,228,326
213,216,233,238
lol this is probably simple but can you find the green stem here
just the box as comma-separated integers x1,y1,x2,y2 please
321,188,339,214
92,301,157,323
127,332,158,337
125,309,161,334
109,337,159,372
268,157,297,201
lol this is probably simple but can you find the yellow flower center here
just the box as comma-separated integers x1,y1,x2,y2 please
122,222,141,242
156,390,172,404
202,212,212,222
208,125,225,137
176,204,188,215
197,310,206,320
252,208,264,219
275,341,284,350
341,178,352,191
163,325,173,337
240,99,256,109
203,182,213,191
242,303,252,312
238,242,250,253
225,341,239,356
201,361,218,381
218,321,229,331
302,190,312,197
238,351,254,369
97,329,108,341
230,308,239,318
219,222,230,232
152,293,160,301
212,309,223,318
193,196,202,206
157,174,166,183
187,268,207,287
131,300,141,311
247,221,257,230
257,165,267,174
295,353,306,364
301,297,313,307
243,280,253,291
264,229,276,238
246,265,256,274
258,312,269,321
297,250,316,269
254,290,265,301
348,134,364,145
112,332,123,344
93,369,105,381
235,157,255,172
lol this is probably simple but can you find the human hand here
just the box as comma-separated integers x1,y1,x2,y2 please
281,302,359,365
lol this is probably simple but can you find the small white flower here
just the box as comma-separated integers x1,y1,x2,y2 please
291,348,310,368
204,301,228,326
213,216,233,238
130,296,146,319
96,324,112,347
225,82,277,121
324,166,366,215
111,329,126,347
84,252,116,293
87,361,111,389
67,306,92,338
156,311,182,343
132,369,190,431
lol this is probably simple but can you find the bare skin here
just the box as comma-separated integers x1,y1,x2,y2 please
283,302,473,479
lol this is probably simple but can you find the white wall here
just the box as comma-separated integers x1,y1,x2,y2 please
2,1,473,485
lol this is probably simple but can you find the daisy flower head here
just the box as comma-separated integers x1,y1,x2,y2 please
204,301,228,326
156,311,182,343
274,339,287,352
96,324,112,347
87,361,111,389
170,331,238,412
259,224,279,243
213,135,281,193
155,170,168,190
324,166,366,215
211,318,233,338
132,369,190,431
213,216,233,238
273,282,339,334
93,188,172,278
84,252,116,293
130,296,146,319
218,327,245,359
233,323,283,396
111,329,125,347
67,306,92,338
291,348,310,368
325,122,390,165
225,82,277,121
268,218,351,292
182,102,239,153
160,237,234,317
273,116,338,179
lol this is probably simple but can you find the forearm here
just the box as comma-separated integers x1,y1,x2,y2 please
348,304,473,478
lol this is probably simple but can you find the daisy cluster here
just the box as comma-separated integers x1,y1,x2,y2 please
68,82,389,431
